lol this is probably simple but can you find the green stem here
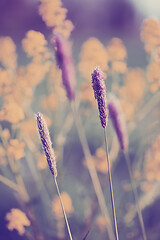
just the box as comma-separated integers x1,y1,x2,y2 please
104,128,119,240
72,100,115,240
54,178,73,240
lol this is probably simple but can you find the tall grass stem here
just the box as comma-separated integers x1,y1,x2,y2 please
71,100,115,240
104,128,119,240
54,178,73,240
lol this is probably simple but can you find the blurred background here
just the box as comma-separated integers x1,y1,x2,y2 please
0,0,160,240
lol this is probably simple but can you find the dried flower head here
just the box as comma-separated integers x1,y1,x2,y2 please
108,93,128,152
36,112,57,178
51,33,75,100
91,67,108,128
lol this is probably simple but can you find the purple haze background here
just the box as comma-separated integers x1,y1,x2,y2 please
0,1,157,240
0,0,146,67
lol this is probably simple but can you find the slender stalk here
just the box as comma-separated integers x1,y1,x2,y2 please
36,112,72,240
125,153,147,240
124,182,160,223
54,178,73,240
0,174,19,192
104,128,119,240
72,100,115,240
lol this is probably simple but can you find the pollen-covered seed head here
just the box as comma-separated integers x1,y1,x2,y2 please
36,112,57,178
91,66,108,128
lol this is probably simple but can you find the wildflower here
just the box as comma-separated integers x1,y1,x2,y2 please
78,38,108,79
22,30,48,58
107,38,127,62
108,93,128,153
124,69,146,102
7,139,25,160
141,18,160,53
0,102,25,123
39,0,74,38
0,37,17,70
52,33,75,100
39,0,67,28
36,112,57,178
113,68,146,121
5,208,30,235
91,67,108,128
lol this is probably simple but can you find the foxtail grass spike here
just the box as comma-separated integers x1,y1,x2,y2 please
108,93,128,153
91,67,119,240
36,112,57,178
91,66,108,128
51,33,75,101
36,112,73,240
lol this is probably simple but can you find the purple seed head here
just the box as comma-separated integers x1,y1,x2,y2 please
91,66,108,128
36,112,57,178
108,93,128,153
51,33,75,101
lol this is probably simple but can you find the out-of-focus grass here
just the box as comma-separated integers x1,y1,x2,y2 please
0,1,160,240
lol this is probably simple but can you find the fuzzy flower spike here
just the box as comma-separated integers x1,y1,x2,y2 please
108,93,128,153
52,33,75,101
36,112,57,178
91,66,108,128
92,68,119,240
36,112,73,240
